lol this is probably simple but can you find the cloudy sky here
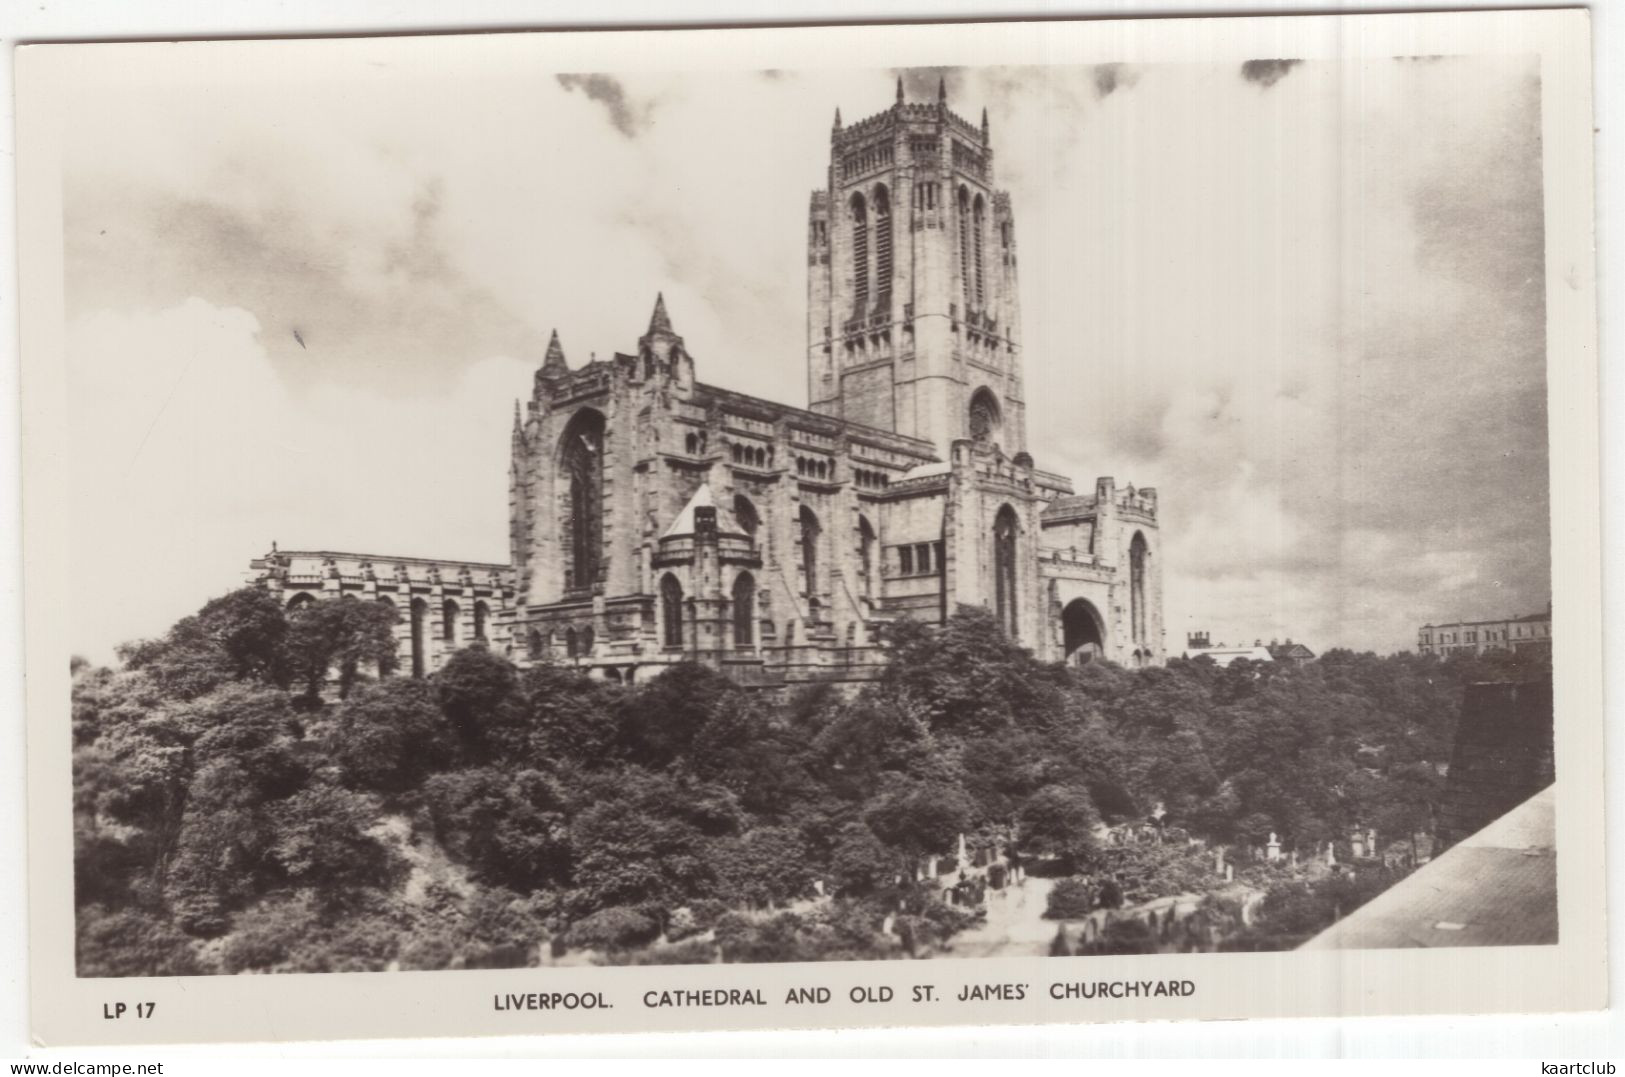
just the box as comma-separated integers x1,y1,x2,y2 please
58,40,1549,662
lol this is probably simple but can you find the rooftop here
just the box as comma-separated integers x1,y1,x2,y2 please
1300,784,1556,950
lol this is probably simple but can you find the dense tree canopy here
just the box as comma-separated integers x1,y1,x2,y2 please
73,585,1546,973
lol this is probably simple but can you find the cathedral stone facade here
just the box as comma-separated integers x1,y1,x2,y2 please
252,82,1165,685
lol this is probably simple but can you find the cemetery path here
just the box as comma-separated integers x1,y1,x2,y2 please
937,878,1239,958
938,876,1060,958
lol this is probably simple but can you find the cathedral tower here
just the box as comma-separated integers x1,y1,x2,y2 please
807,78,1026,459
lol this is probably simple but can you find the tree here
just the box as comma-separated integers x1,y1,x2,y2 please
617,662,741,769
159,685,308,933
285,597,398,703
567,770,739,913
73,671,197,897
708,826,817,908
330,679,454,791
436,644,525,757
880,609,1069,735
828,822,898,897
567,906,660,952
188,684,307,801
1017,783,1102,870
863,779,977,859
265,783,399,892
198,587,293,686
520,664,619,767
807,684,938,798
423,767,573,891
119,586,293,700
77,906,202,977
164,756,273,934
1044,877,1097,919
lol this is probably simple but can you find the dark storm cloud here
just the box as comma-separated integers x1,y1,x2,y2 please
1092,63,1139,99
1240,59,1302,88
556,73,653,138
891,65,963,102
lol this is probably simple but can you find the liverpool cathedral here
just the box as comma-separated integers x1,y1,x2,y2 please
249,81,1165,686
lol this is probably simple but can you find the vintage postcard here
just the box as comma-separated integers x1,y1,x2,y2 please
15,9,1603,1046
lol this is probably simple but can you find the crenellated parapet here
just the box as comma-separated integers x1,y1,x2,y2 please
1041,478,1159,525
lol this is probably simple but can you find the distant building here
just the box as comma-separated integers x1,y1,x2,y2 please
1267,639,1316,665
1182,631,1273,668
1418,603,1551,657
1182,631,1314,668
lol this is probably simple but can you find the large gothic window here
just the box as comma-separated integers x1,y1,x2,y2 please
993,505,1019,639
969,388,1001,448
972,194,987,310
1130,532,1149,647
799,506,821,607
661,573,685,649
734,495,760,545
857,515,877,601
873,185,892,309
850,192,869,316
957,186,973,311
732,572,755,647
560,409,606,594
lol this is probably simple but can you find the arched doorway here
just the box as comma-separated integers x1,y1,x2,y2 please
1062,599,1106,665
993,505,1019,639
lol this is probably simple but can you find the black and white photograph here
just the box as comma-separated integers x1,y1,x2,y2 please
15,8,1605,1045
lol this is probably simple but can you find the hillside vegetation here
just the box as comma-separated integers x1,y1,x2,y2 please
72,586,1547,972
